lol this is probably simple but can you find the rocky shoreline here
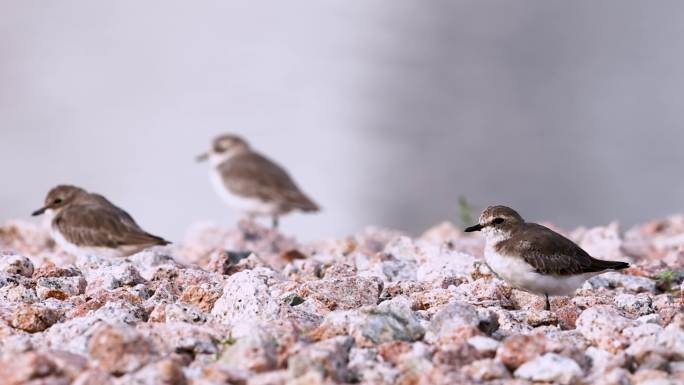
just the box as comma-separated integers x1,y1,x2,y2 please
0,218,683,385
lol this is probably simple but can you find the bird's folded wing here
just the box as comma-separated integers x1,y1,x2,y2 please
54,202,168,248
220,152,319,210
504,224,623,275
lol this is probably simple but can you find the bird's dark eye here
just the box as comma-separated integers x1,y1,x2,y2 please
492,217,504,225
53,198,63,204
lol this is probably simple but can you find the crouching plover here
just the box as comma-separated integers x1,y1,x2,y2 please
197,134,320,228
32,185,170,258
465,205,629,310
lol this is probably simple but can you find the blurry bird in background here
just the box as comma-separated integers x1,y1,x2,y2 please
197,134,320,228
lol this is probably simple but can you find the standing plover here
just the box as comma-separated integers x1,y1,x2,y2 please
197,134,320,228
465,205,629,309
32,185,169,258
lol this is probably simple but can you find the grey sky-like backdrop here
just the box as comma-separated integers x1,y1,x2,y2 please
2,1,684,241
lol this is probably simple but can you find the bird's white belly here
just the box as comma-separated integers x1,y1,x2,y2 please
209,170,278,215
50,226,130,258
484,246,593,296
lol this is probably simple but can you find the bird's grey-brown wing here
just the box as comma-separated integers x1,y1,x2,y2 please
219,152,319,211
54,196,169,248
496,223,628,275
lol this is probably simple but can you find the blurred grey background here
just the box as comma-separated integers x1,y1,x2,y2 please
2,1,684,241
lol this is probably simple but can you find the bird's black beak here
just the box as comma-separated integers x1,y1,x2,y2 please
196,153,209,162
32,207,47,216
464,224,483,232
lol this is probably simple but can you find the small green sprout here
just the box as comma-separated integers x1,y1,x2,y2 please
458,195,475,227
653,270,684,292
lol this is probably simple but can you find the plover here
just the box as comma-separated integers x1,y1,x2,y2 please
465,205,629,310
32,185,170,258
197,134,320,228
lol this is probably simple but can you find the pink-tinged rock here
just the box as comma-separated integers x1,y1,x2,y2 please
308,310,355,341
72,370,114,385
653,294,681,326
246,370,290,385
149,266,219,291
0,220,54,256
508,288,546,310
211,268,281,326
354,227,409,256
0,351,62,385
283,259,323,281
36,276,87,301
602,272,656,293
323,262,357,278
614,293,654,316
543,331,592,371
180,283,223,312
0,279,38,304
99,263,147,292
138,321,222,359
526,309,559,327
433,342,482,368
496,334,547,370
415,368,471,385
453,278,514,308
215,323,278,373
127,248,185,279
32,263,82,279
514,353,583,385
197,363,250,385
414,245,475,285
0,252,34,277
556,304,582,330
656,323,684,360
348,346,401,385
288,336,353,382
591,368,632,385
184,220,298,269
576,305,636,351
207,249,258,275
66,288,145,320
631,368,671,384
46,350,89,381
466,335,500,358
87,323,156,375
383,280,431,299
424,301,484,344
115,358,187,385
409,288,456,312
347,296,425,346
489,308,532,336
158,302,208,324
298,275,381,311
461,358,510,381
393,342,435,383
585,347,628,377
11,303,58,332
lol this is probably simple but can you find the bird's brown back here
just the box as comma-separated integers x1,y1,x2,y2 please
495,223,628,275
54,193,169,248
218,151,319,212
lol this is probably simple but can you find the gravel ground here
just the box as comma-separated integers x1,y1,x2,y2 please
0,217,682,385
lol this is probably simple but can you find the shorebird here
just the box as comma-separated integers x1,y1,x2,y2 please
465,205,629,310
197,134,320,228
32,185,169,258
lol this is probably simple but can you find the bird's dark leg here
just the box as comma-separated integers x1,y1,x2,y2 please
544,294,551,311
272,215,279,229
